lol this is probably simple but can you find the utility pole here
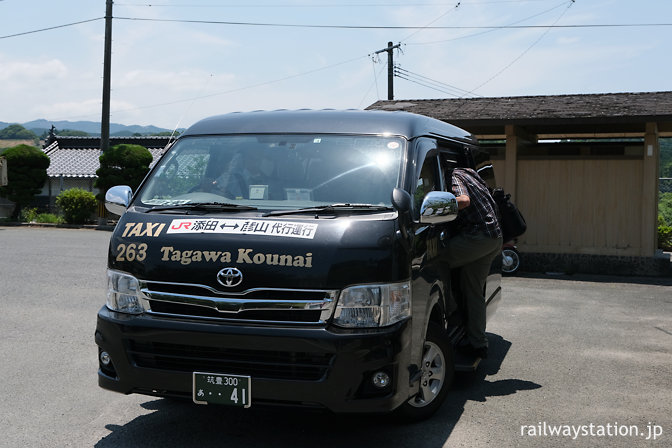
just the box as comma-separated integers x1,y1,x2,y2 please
374,41,401,100
101,0,113,152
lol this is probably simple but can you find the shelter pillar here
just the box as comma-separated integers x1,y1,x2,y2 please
504,125,536,200
642,122,660,256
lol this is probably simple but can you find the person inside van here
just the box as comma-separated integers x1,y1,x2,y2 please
443,167,502,359
211,148,281,199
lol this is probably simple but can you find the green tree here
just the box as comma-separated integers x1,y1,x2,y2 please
660,138,672,177
94,144,153,200
39,128,90,139
56,188,97,224
0,124,38,140
659,192,672,226
59,129,90,137
0,144,50,219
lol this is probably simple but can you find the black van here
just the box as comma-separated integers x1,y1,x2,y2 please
96,109,501,420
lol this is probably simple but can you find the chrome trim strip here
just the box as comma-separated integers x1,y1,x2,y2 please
142,280,336,297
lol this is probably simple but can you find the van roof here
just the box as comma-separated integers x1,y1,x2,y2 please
181,109,475,142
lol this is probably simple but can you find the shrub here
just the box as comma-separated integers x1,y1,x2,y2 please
660,192,672,226
0,144,50,220
36,213,63,224
56,188,97,224
20,207,39,222
659,225,672,251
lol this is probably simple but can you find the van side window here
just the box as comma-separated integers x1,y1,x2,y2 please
439,152,459,194
460,144,495,188
414,155,439,217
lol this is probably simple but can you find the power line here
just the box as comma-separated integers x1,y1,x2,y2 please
0,18,102,40
115,1,559,7
391,0,568,98
406,0,570,45
394,72,463,97
114,16,672,30
3,14,670,41
470,0,575,92
400,1,462,43
394,67,481,98
391,1,574,98
107,54,370,116
357,59,389,109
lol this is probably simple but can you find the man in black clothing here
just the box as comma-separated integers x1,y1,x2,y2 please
444,168,502,359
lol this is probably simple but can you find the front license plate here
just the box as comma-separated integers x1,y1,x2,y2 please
193,372,251,407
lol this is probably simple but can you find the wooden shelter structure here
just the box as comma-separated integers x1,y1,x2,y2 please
369,91,672,275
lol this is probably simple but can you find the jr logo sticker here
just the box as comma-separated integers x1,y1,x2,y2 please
167,219,318,239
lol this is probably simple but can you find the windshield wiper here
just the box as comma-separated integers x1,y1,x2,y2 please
263,203,392,217
146,202,258,213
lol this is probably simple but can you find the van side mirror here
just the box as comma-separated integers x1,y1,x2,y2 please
420,191,458,225
391,188,412,214
105,185,133,216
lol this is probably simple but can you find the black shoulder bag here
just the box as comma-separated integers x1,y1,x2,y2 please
492,188,527,242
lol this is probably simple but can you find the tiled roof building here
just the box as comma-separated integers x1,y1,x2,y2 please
38,133,171,208
42,135,169,178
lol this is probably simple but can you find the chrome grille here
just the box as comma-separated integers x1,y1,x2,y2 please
140,281,337,325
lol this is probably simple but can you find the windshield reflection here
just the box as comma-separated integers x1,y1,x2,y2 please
139,134,404,210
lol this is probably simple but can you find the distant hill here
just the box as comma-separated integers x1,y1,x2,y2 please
0,119,175,136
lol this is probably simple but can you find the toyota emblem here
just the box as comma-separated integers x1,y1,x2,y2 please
217,267,243,288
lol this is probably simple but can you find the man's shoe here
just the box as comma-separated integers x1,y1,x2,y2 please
457,343,488,359
474,346,488,359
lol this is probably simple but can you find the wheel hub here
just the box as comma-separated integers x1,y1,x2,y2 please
408,341,445,408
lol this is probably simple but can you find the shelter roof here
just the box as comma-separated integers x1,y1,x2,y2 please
367,91,672,137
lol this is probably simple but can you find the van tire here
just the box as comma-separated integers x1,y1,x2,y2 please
396,322,454,421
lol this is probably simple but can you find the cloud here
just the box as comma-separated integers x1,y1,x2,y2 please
32,98,104,121
190,31,235,48
0,57,68,85
115,69,234,93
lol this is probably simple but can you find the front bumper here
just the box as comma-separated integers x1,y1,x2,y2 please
95,306,415,413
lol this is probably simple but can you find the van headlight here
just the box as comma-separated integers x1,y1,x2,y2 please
333,281,411,328
106,269,147,314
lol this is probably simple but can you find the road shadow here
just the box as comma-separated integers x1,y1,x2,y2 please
95,334,540,448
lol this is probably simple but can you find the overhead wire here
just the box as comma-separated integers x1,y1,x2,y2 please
106,54,371,116
358,57,390,109
394,67,481,98
2,12,670,41
388,1,466,98
113,16,672,30
469,0,576,93
405,0,571,46
0,18,102,40
114,1,570,7
400,1,463,43
3,0,669,119
391,0,577,97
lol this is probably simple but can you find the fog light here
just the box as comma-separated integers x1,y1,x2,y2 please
100,351,111,366
371,371,390,388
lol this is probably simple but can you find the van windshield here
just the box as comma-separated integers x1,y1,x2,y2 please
138,134,405,210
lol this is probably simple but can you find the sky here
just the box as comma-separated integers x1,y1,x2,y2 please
1,0,671,131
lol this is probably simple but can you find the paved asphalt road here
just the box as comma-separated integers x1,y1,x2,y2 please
0,226,670,448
